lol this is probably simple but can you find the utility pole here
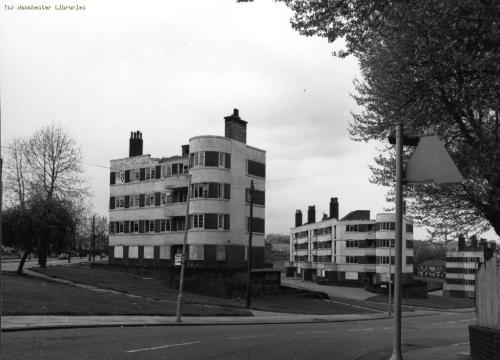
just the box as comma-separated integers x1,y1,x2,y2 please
176,174,192,322
246,180,254,308
388,242,392,317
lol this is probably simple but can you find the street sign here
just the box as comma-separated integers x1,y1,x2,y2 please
405,134,464,184
175,254,182,266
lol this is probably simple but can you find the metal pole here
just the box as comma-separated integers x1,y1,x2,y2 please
388,243,392,316
0,94,3,348
92,215,96,262
246,180,254,308
88,217,92,262
176,174,192,322
390,123,404,360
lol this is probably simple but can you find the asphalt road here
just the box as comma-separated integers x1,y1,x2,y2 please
1,311,474,360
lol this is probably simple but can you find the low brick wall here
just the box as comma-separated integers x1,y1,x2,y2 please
469,325,500,360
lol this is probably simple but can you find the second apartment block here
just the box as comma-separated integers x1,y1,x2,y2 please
287,198,414,286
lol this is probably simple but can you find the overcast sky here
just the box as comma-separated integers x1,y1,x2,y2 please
1,0,497,241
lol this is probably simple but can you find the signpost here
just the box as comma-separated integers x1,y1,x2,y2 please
388,125,462,360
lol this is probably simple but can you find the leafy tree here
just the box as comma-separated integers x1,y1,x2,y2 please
270,0,500,237
2,197,76,273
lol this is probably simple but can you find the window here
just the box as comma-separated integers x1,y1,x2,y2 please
379,256,391,265
165,219,171,232
346,240,359,248
144,193,154,207
150,167,155,179
246,188,265,206
192,183,208,198
133,221,139,233
130,194,140,208
171,163,185,175
119,171,125,183
145,168,151,180
149,220,155,232
313,227,332,236
109,222,115,234
376,222,396,231
193,214,204,229
116,196,125,209
160,219,166,232
247,160,266,178
189,245,204,261
133,169,140,182
346,256,359,264
118,221,124,233
346,224,358,232
193,152,205,167
247,217,265,233
219,152,225,167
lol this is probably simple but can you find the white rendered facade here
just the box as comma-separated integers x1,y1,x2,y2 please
108,110,266,268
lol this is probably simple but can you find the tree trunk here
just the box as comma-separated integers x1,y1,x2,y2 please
16,249,31,274
39,248,47,268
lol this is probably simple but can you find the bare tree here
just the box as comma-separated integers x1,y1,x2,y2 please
25,125,88,200
4,138,30,208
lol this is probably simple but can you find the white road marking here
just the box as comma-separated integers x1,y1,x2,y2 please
432,322,443,325
381,327,393,330
447,321,458,324
347,328,373,332
448,342,469,347
297,330,335,335
126,341,201,353
227,334,276,340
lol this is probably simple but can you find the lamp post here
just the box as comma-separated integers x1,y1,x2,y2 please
176,174,192,322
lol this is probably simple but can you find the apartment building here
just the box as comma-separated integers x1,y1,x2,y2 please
108,109,266,269
443,235,496,298
287,198,414,286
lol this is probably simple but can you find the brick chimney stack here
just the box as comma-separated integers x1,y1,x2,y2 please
129,131,143,157
307,205,316,224
224,108,247,143
329,197,339,219
295,210,302,227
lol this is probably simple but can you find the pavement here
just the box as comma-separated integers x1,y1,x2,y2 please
1,263,473,359
282,277,375,300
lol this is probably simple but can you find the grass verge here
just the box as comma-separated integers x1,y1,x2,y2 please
32,264,380,315
1,272,250,316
